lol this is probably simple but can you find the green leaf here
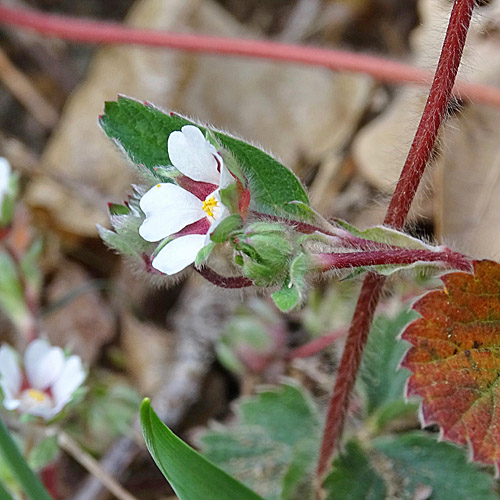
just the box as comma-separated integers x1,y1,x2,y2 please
271,253,310,312
210,215,243,243
323,440,386,500
0,477,14,500
240,384,319,446
107,203,130,216
28,437,58,471
0,252,31,333
201,427,290,500
140,399,264,500
373,432,498,500
334,220,436,250
281,441,316,500
99,96,310,219
215,134,310,219
272,284,300,312
195,242,216,267
359,309,418,429
200,383,319,500
0,418,53,500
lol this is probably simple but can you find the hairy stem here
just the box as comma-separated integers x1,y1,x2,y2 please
315,248,471,272
0,5,498,108
287,328,346,360
196,266,253,288
316,0,476,484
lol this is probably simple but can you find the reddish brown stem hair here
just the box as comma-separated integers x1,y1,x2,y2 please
316,248,471,272
316,0,476,483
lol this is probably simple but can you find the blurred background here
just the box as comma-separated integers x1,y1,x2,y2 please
1,0,500,498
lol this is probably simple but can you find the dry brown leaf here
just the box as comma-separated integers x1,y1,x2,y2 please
43,260,115,363
26,0,372,237
120,312,174,394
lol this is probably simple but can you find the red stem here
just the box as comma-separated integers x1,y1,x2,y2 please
0,5,498,108
315,248,472,272
316,0,476,484
196,266,253,288
287,328,346,360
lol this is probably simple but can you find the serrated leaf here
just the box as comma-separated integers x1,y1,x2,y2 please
373,432,498,500
199,383,319,500
240,384,319,446
401,260,500,467
99,96,310,219
323,440,386,500
140,399,264,500
201,427,290,500
359,309,418,430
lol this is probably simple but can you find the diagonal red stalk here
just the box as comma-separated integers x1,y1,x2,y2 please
0,5,499,108
315,248,472,272
316,0,476,484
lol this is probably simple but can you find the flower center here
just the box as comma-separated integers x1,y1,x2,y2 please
202,195,219,219
27,388,48,403
19,388,53,414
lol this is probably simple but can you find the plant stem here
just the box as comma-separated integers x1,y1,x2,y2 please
196,266,253,288
287,328,346,360
316,0,476,484
0,5,498,108
315,248,471,272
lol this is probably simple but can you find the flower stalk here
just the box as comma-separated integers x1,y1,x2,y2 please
315,248,472,273
316,0,477,485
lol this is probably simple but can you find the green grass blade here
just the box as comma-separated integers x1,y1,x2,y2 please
140,399,264,500
0,418,52,500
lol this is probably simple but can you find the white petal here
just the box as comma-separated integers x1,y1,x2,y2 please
139,183,205,242
168,126,220,184
0,157,11,202
51,356,85,413
152,234,206,275
219,164,234,190
3,397,21,411
0,345,21,401
25,340,64,390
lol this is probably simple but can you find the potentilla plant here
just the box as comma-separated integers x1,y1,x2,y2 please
99,98,469,313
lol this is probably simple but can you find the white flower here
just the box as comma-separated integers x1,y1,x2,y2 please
0,339,86,420
0,157,11,208
139,125,232,275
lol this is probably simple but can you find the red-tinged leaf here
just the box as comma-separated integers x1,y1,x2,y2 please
401,260,500,468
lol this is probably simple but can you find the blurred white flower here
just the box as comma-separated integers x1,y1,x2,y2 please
0,339,86,420
139,126,232,275
0,157,11,208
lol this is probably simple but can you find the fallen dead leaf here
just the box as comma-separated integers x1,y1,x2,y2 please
43,260,115,363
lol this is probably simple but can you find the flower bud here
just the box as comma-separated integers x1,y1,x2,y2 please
235,223,293,286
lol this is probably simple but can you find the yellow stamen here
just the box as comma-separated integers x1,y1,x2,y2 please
27,389,48,403
202,196,218,218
